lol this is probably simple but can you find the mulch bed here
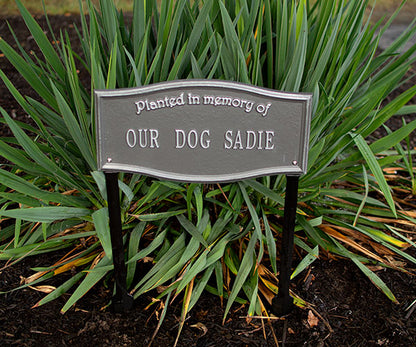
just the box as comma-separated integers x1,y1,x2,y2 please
1,250,415,346
1,14,415,347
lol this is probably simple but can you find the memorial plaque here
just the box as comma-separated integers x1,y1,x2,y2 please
97,80,312,314
96,80,312,182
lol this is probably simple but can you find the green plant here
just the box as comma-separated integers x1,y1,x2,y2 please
1,0,416,342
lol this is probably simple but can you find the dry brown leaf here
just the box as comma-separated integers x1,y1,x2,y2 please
369,241,396,256
367,216,415,227
383,167,400,174
307,310,319,328
397,210,416,218
320,225,385,263
190,322,208,336
90,252,105,269
258,282,275,305
156,285,168,294
29,285,56,294
367,265,385,272
24,271,48,285
142,256,153,263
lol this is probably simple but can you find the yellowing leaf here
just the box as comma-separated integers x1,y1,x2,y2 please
54,254,98,275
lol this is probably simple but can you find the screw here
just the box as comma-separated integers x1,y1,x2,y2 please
107,158,112,163
292,160,298,166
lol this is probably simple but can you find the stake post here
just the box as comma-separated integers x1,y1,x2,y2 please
271,174,299,316
105,172,134,313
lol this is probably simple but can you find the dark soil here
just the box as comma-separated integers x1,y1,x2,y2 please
1,14,416,347
1,250,416,347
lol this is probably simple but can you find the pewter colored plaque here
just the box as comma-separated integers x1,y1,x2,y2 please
96,80,312,182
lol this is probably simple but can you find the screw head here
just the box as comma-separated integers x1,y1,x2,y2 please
292,160,298,166
107,158,113,163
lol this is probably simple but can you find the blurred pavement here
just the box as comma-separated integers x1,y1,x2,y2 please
378,24,416,53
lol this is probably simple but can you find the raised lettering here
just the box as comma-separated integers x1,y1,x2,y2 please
257,130,263,150
149,101,158,110
232,98,241,107
175,129,186,149
177,93,185,106
187,130,198,149
203,95,214,105
126,129,136,148
188,93,200,105
256,103,272,117
246,130,256,149
233,130,243,150
223,130,275,150
149,129,160,148
245,101,254,113
214,96,231,106
265,131,275,150
135,101,146,115
156,99,166,108
224,130,233,149
138,129,148,148
126,129,160,149
200,130,211,149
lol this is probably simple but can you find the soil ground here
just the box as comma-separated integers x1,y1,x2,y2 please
0,14,416,347
1,250,415,346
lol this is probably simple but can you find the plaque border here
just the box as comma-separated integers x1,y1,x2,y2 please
95,80,312,182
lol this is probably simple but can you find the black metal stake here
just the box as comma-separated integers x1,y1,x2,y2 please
271,174,300,316
105,172,134,313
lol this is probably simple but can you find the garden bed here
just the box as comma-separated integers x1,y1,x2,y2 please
1,243,415,346
1,13,415,347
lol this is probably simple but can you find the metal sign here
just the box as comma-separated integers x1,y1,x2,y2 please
96,80,313,315
95,80,312,182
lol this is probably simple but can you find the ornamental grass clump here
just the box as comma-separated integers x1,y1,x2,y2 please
1,0,416,339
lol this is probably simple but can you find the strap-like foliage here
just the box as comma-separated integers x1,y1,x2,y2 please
1,0,416,341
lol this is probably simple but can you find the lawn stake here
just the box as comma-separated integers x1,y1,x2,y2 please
105,172,134,313
272,174,299,316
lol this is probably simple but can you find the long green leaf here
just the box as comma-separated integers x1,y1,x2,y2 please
61,256,112,313
223,231,257,321
1,207,90,223
92,208,112,260
353,134,396,216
